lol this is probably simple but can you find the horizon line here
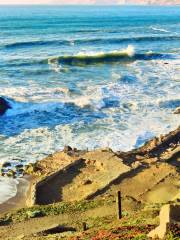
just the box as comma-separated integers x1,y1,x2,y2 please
0,3,179,5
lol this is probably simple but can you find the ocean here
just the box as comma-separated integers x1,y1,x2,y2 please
0,5,180,203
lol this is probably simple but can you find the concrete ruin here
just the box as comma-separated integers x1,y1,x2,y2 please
26,149,131,206
148,203,180,239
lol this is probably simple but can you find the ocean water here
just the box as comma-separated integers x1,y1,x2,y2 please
0,5,180,203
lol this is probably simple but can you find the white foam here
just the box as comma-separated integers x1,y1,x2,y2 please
150,26,170,33
64,89,105,109
0,56,180,173
124,45,135,57
48,57,62,73
68,96,92,108
1,85,69,102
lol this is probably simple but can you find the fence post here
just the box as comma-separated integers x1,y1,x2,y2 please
82,222,87,231
116,191,122,219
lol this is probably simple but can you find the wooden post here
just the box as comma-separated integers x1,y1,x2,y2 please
116,191,122,219
82,222,87,231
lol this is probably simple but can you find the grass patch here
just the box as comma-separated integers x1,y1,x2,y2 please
0,198,114,224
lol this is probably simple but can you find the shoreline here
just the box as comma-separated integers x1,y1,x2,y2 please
0,176,32,215
0,126,179,214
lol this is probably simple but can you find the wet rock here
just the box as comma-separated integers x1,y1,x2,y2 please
6,170,16,177
100,147,113,153
0,97,11,115
64,146,73,153
25,164,35,175
2,162,12,168
0,168,5,176
15,164,24,170
173,107,180,114
24,163,42,176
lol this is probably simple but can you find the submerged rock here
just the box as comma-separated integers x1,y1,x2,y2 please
0,97,11,115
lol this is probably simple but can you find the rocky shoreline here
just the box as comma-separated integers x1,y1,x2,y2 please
0,127,179,240
0,126,179,212
30,126,180,204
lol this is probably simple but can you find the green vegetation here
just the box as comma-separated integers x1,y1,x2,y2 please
0,199,179,240
0,198,113,224
132,235,147,240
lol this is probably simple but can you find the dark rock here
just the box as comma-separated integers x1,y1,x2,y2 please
6,170,16,177
101,147,113,153
2,162,11,168
83,179,92,185
25,164,36,175
174,107,180,114
17,168,24,174
64,146,73,153
15,164,24,169
0,97,11,115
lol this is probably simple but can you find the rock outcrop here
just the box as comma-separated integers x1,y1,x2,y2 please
0,97,11,116
28,150,130,205
5,126,175,206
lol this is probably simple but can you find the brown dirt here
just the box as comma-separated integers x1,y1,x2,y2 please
35,150,130,205
104,163,179,203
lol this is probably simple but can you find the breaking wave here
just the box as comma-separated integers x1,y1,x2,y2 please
47,46,175,66
1,47,176,69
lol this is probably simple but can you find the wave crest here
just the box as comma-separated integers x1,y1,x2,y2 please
47,46,175,66
48,45,136,66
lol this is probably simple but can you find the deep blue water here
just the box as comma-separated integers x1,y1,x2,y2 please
0,5,180,178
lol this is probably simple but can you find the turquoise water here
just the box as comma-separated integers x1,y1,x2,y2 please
0,5,180,187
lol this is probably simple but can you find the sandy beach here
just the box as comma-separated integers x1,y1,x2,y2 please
0,176,31,215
